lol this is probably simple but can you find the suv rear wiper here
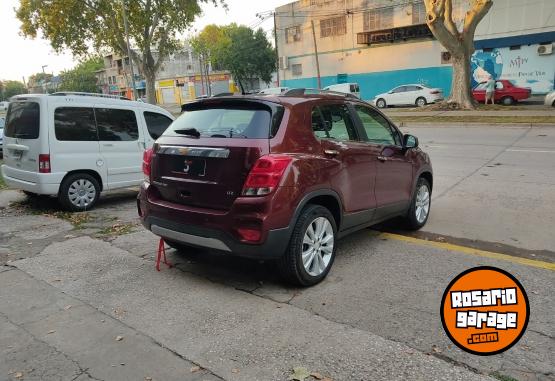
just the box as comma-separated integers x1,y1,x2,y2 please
174,128,201,138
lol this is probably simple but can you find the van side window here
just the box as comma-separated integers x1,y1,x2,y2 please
54,107,97,141
96,108,139,141
144,112,173,139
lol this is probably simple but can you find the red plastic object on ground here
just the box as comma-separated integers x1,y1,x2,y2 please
156,238,173,271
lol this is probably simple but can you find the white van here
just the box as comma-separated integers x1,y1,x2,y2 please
323,83,361,98
258,87,289,95
2,93,175,211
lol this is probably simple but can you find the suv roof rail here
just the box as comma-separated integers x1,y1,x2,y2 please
51,92,130,100
282,88,358,99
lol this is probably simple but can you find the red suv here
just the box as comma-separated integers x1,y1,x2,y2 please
138,93,433,286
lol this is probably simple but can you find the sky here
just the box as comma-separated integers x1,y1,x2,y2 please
0,0,292,82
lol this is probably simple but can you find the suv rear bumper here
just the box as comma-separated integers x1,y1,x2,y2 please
1,165,61,195
142,215,291,258
138,182,293,259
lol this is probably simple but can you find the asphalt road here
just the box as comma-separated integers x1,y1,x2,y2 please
0,124,554,381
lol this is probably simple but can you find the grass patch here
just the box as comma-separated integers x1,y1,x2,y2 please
490,371,519,381
0,160,6,189
390,115,555,125
96,222,136,237
10,198,92,229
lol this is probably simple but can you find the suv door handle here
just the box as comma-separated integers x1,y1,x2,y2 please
377,156,389,162
324,149,339,156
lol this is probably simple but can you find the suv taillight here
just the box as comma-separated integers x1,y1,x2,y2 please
38,154,51,173
143,148,153,179
242,155,292,196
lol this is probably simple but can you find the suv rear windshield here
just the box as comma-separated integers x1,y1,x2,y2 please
5,101,40,139
165,102,277,139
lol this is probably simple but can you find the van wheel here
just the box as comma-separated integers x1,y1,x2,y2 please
279,205,337,286
416,97,427,107
376,98,387,108
405,177,431,230
59,173,100,212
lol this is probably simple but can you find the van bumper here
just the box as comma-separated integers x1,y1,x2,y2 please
1,165,62,195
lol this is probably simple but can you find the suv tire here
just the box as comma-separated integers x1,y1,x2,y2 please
279,204,337,286
405,177,431,230
58,173,100,212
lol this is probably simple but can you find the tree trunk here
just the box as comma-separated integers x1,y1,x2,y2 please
145,70,156,104
448,52,477,109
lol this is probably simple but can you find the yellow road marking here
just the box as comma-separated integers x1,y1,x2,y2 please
379,232,555,271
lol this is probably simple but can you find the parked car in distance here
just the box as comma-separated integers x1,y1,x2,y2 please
138,93,433,286
1,92,175,211
545,91,555,107
373,85,443,108
472,79,531,105
0,117,4,157
0,101,9,111
258,87,289,95
323,83,360,99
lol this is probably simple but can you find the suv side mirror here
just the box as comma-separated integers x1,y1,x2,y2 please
403,134,418,149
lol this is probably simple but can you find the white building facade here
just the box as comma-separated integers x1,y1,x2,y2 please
276,0,555,100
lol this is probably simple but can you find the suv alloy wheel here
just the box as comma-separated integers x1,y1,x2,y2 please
279,205,337,286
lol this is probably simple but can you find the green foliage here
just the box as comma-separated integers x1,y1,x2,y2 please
3,81,28,99
59,56,104,93
28,72,53,86
192,24,277,92
16,0,225,103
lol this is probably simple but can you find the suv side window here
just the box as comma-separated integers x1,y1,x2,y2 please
354,105,400,146
144,111,173,139
54,107,98,141
312,104,358,142
95,108,139,141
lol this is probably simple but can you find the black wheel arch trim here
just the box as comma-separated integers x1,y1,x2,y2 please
290,189,344,231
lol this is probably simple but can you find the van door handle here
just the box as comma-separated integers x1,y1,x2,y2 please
102,143,114,147
138,141,146,150
324,149,339,156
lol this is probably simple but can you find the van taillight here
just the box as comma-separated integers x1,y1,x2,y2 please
142,148,153,179
38,154,51,173
242,155,292,196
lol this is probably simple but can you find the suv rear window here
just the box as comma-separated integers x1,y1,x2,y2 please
5,102,40,139
165,103,273,139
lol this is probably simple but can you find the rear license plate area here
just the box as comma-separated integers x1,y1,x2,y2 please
171,157,206,177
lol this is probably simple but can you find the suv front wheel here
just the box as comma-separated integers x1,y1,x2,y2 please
279,205,337,286
405,177,431,230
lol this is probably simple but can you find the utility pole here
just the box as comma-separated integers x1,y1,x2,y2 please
311,20,322,89
273,12,280,86
122,0,138,100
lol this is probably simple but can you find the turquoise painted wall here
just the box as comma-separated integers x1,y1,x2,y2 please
282,66,454,101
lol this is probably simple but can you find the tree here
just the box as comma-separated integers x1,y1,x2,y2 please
16,0,224,104
424,0,493,109
3,81,28,99
59,57,104,93
28,72,53,87
192,24,276,93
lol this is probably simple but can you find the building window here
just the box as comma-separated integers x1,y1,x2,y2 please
412,1,427,25
286,26,302,43
292,63,303,76
320,16,346,38
363,7,393,31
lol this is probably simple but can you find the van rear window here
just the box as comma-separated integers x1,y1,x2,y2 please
165,103,272,139
5,102,40,139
